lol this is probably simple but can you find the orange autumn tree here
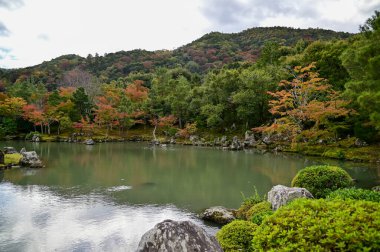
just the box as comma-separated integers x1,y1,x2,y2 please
254,63,352,143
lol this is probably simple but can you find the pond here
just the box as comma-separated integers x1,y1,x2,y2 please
0,142,379,251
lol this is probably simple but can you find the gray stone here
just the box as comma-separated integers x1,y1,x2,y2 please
201,206,235,225
189,135,199,142
355,138,368,147
20,151,43,168
372,186,380,193
137,219,222,252
3,147,18,154
268,185,313,210
31,135,40,142
220,136,227,144
84,139,95,145
230,136,243,150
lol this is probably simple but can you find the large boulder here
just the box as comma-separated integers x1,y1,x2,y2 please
268,185,313,210
201,206,235,225
137,219,222,252
20,151,43,168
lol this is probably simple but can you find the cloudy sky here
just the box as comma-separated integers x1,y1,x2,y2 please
0,0,379,69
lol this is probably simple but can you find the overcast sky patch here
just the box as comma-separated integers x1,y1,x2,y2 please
0,0,378,68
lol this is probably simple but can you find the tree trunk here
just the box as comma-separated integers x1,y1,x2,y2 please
152,124,157,141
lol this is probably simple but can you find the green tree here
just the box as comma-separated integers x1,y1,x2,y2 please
341,11,380,134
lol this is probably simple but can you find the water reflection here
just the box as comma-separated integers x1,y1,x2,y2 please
0,183,216,251
0,141,379,251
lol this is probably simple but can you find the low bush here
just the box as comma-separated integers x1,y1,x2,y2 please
236,188,263,219
245,201,272,220
251,199,380,251
291,165,353,198
216,220,257,252
251,210,273,225
327,188,380,202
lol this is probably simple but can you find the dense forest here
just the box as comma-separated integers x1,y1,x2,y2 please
0,12,379,152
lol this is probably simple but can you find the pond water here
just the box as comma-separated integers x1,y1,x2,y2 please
0,142,379,251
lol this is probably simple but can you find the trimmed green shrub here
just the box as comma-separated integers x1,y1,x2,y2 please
236,189,264,219
327,188,380,202
245,201,272,220
251,210,273,225
291,165,353,198
216,220,257,252
252,199,380,251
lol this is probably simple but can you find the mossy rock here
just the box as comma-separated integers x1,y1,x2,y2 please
291,165,353,198
5,153,23,165
245,201,272,220
216,220,257,252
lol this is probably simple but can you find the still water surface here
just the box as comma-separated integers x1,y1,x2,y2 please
0,142,379,251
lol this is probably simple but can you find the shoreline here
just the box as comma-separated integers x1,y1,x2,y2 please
1,131,380,164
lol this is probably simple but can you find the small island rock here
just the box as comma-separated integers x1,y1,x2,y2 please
201,206,235,224
137,219,222,252
268,185,313,210
20,151,43,168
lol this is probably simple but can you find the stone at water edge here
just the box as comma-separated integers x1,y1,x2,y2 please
20,151,43,168
268,185,313,210
201,206,235,225
137,219,222,252
84,139,95,145
3,147,18,154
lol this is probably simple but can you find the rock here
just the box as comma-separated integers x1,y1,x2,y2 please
355,138,368,147
372,186,380,193
244,131,256,147
230,136,243,150
137,219,222,252
3,147,18,154
170,137,176,144
268,185,313,210
31,134,40,142
20,147,26,153
262,135,272,145
201,206,235,225
189,135,199,143
20,151,43,168
84,139,95,145
220,136,227,144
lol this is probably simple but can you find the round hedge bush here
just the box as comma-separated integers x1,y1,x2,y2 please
216,220,257,251
327,188,380,202
251,210,273,225
245,201,272,220
291,165,353,198
251,199,380,251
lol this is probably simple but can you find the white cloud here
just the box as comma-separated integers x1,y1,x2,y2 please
0,0,378,68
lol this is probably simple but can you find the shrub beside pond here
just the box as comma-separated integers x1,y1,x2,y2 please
327,188,380,202
251,198,380,251
291,165,353,198
245,201,272,220
216,220,257,252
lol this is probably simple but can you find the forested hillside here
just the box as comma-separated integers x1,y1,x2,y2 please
0,12,379,159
